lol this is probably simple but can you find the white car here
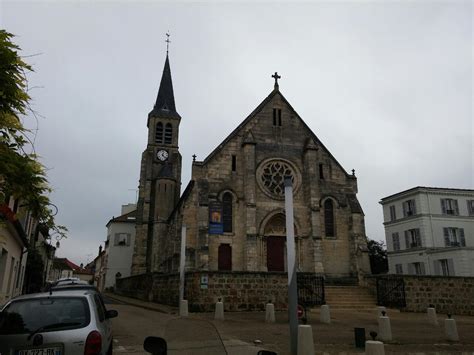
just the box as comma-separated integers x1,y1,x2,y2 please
0,288,117,355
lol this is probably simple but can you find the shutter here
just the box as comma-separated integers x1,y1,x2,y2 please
415,229,421,246
127,234,131,246
441,199,446,214
447,259,455,276
443,228,450,246
433,260,441,275
459,228,466,247
404,231,410,249
412,200,417,214
114,234,119,245
408,263,414,275
420,262,426,275
454,200,459,215
468,200,474,215
403,202,407,217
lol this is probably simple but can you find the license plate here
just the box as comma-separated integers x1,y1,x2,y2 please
17,347,61,355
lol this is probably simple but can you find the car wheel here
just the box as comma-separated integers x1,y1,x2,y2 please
107,341,113,355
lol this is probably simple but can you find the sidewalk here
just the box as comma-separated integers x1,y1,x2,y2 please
106,292,474,354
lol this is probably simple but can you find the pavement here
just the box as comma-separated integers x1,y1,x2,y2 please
104,292,474,354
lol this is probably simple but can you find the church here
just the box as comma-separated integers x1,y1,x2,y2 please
131,52,370,282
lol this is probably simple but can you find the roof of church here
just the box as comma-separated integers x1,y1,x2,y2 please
150,54,181,119
197,88,353,178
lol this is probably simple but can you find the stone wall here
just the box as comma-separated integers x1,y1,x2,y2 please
365,275,474,316
116,271,297,312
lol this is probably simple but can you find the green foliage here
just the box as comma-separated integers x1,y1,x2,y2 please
368,239,388,274
0,30,67,239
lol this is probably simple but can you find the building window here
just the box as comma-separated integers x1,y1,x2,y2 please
389,205,396,221
324,199,335,237
441,198,459,215
222,192,233,233
164,123,172,144
467,200,474,216
273,108,282,126
155,122,163,143
392,232,400,251
319,164,324,180
231,155,236,172
443,227,465,247
218,244,232,271
412,262,425,275
437,259,455,276
114,233,131,246
395,264,403,274
402,199,416,217
404,228,421,248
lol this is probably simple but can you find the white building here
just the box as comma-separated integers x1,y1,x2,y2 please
104,204,136,290
380,187,474,276
0,198,30,304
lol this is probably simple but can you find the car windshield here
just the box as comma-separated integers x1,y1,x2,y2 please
0,297,90,335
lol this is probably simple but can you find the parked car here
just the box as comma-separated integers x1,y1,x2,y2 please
0,288,117,355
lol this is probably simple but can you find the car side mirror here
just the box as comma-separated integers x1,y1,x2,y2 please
144,336,167,354
257,351,277,355
105,310,118,319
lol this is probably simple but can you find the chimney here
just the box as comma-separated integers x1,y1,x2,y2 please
99,245,103,255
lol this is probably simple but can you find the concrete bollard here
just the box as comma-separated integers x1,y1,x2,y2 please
365,340,385,355
320,304,331,324
376,306,386,317
378,315,392,342
297,324,315,355
179,299,188,317
445,316,459,341
427,307,438,326
214,300,224,320
265,303,275,323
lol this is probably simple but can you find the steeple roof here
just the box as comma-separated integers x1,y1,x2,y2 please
150,54,181,119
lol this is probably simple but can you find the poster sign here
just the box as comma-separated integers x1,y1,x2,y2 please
200,274,209,289
209,201,223,234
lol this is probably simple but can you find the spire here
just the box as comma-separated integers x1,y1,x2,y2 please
150,40,180,119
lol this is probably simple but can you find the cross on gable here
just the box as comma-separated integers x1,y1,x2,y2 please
165,32,171,53
272,72,281,90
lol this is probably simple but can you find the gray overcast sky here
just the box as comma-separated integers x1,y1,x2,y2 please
2,1,472,266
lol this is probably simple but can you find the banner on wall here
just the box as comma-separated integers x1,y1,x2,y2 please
209,201,223,234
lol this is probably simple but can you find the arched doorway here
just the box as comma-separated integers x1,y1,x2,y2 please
264,213,297,272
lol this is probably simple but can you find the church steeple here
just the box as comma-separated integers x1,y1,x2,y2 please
150,54,180,119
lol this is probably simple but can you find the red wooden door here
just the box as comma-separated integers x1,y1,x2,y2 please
267,236,285,271
218,244,232,271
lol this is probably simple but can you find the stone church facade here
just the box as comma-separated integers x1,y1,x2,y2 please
131,54,370,281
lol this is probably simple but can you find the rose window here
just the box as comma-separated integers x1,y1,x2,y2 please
257,159,300,199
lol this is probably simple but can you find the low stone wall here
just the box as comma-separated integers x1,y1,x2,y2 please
366,275,474,316
116,271,296,311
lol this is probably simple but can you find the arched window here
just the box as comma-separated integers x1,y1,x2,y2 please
155,122,163,143
324,199,335,237
222,192,233,233
164,123,173,144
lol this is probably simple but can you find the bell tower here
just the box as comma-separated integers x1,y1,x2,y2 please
131,46,182,274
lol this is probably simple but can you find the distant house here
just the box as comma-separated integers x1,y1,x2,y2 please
92,245,106,291
104,204,136,290
49,258,80,281
381,187,474,276
0,198,29,304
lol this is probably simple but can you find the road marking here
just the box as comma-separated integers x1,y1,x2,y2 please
113,339,118,343
116,345,126,352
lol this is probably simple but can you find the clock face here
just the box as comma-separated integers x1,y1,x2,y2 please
157,150,169,161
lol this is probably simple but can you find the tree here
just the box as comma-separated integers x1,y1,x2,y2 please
0,30,67,238
367,239,388,274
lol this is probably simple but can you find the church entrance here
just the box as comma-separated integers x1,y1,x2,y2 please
267,236,285,271
218,244,232,271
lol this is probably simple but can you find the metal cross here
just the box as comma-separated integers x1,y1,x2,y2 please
192,154,197,162
165,32,171,54
272,72,281,89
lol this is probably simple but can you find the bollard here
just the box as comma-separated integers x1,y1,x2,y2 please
445,315,459,341
377,313,392,342
376,306,386,317
354,327,365,348
365,340,385,355
179,299,188,317
214,300,224,320
320,304,331,324
265,303,276,323
297,324,315,355
427,307,438,326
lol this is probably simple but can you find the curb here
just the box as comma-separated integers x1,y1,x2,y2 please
104,292,176,314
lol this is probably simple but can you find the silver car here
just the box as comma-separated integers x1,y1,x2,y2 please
0,288,117,355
